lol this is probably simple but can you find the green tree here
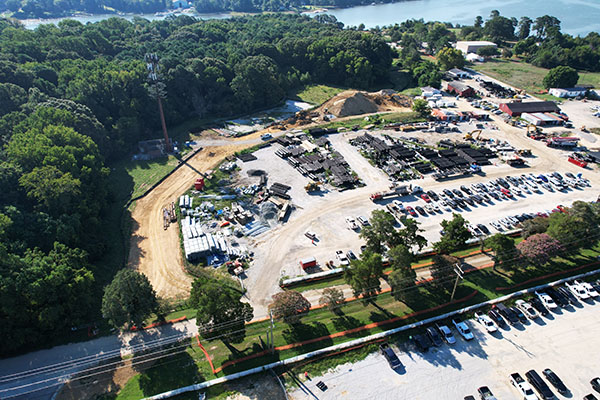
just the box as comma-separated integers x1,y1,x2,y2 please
436,47,465,71
429,254,460,291
520,216,549,238
533,15,561,39
344,251,385,304
474,16,483,28
543,65,579,88
398,217,427,251
359,210,400,253
517,16,533,39
485,233,517,270
476,45,500,57
434,213,472,254
388,244,417,302
319,287,345,315
412,98,431,118
101,269,158,329
483,16,516,42
269,290,311,324
189,277,253,343
546,212,586,250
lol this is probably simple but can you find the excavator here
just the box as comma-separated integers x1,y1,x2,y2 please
526,124,545,140
304,181,321,192
463,129,482,141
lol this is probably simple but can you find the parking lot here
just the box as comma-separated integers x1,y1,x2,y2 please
289,292,600,400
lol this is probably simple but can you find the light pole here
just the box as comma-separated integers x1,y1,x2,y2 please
145,53,172,153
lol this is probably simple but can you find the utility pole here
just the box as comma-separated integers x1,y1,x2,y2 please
269,310,275,354
450,263,464,302
145,53,172,153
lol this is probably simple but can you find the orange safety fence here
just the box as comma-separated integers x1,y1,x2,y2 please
208,290,478,374
196,334,217,374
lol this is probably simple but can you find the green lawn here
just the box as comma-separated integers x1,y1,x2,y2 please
111,156,180,200
116,237,600,399
290,84,347,105
472,59,600,94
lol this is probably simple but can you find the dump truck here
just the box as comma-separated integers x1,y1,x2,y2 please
370,184,412,202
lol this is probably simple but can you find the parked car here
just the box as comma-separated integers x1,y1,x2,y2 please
420,193,431,203
475,312,497,333
565,281,590,300
346,250,357,260
357,215,370,226
412,333,431,352
478,386,498,400
557,286,578,305
509,372,538,400
574,279,600,297
534,291,557,310
477,224,490,234
545,287,568,308
584,394,598,400
511,306,527,323
529,297,549,316
493,303,519,325
488,309,505,327
464,396,476,400
452,318,474,340
427,190,439,201
436,324,456,344
542,369,569,395
335,250,349,266
426,326,443,346
525,369,554,400
405,206,417,217
592,377,600,393
415,206,427,216
379,343,402,369
515,300,539,320
345,216,359,230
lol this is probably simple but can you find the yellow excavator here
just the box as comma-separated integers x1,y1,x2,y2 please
305,181,321,192
464,129,482,141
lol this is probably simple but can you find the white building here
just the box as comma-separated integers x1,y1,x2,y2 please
447,68,471,79
548,87,588,98
466,53,485,63
455,41,497,54
421,86,442,97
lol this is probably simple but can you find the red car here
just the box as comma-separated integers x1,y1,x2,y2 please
556,204,568,213
420,194,431,203
500,188,513,198
405,206,417,217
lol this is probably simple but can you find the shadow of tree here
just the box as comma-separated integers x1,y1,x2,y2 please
332,315,364,338
138,351,202,398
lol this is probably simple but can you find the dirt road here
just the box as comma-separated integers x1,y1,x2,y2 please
127,129,283,298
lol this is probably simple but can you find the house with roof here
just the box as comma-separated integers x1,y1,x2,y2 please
548,87,588,98
499,101,560,117
446,81,475,97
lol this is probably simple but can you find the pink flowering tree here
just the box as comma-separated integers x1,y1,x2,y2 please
516,233,564,265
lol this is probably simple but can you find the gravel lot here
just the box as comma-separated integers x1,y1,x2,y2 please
289,297,600,400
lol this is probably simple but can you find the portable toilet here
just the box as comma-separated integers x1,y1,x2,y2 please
194,177,205,191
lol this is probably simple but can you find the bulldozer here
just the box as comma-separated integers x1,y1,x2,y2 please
516,149,532,157
464,129,482,141
304,181,321,192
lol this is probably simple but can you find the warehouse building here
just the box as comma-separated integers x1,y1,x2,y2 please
455,41,497,54
548,87,588,98
446,81,475,97
499,101,560,117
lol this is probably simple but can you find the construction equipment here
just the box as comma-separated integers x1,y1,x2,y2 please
581,126,589,133
516,149,532,157
463,130,482,141
304,181,321,192
545,136,579,148
568,154,588,168
370,184,412,202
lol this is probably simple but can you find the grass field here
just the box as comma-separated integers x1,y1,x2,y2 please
472,59,600,94
290,84,347,105
116,241,600,399
112,156,179,200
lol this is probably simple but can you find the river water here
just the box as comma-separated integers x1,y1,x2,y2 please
17,0,600,36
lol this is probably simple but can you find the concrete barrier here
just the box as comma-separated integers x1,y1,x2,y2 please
143,267,600,399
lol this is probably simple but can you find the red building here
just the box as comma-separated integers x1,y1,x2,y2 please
446,82,475,97
499,101,560,117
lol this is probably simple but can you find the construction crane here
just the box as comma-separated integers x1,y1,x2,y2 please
464,129,482,141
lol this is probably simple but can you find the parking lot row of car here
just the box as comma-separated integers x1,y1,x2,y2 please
379,277,600,399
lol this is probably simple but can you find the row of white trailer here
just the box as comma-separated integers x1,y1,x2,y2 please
181,216,246,262
179,195,193,209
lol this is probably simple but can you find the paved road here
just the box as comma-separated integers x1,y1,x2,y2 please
289,295,600,400
0,321,198,400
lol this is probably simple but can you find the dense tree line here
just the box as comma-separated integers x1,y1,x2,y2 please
0,0,168,19
0,14,391,356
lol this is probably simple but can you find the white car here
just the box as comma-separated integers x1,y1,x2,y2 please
438,201,451,212
515,299,539,320
393,200,405,211
520,185,531,194
574,279,600,297
510,373,539,400
566,281,590,300
436,324,456,344
452,318,474,340
430,202,441,213
535,291,558,309
336,250,349,266
345,217,359,231
474,312,497,333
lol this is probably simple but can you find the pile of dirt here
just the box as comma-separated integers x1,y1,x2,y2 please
282,89,412,128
